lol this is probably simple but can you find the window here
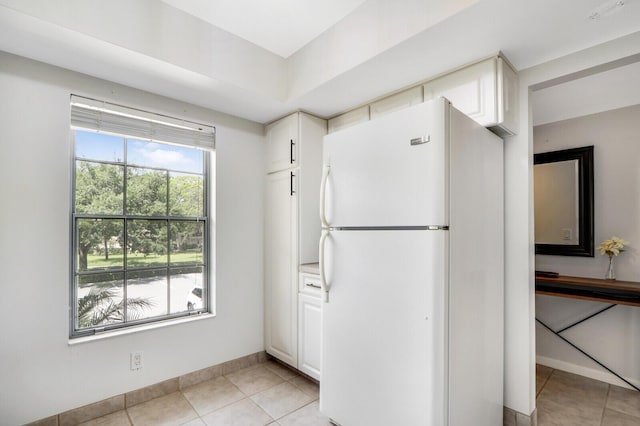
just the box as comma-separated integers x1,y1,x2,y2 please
70,96,215,337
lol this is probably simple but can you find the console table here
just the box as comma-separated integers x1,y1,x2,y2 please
535,274,640,391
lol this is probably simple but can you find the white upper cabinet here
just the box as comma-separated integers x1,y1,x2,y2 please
328,105,370,134
327,55,519,137
328,105,369,133
370,86,423,120
266,113,298,173
423,57,518,136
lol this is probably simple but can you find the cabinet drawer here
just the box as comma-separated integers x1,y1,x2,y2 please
300,273,321,295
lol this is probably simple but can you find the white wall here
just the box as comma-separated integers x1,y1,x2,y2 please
505,31,640,417
534,105,640,388
0,52,265,425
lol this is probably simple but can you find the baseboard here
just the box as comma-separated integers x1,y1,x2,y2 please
504,406,537,426
537,355,640,390
26,351,268,426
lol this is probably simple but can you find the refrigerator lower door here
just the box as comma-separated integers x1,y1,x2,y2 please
320,229,447,426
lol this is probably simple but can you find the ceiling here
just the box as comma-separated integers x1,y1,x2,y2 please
160,0,368,58
0,0,639,124
532,60,640,126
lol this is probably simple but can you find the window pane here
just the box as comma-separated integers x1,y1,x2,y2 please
170,266,204,314
169,172,204,217
170,222,204,265
75,162,124,214
127,139,203,174
76,272,124,329
127,269,167,320
126,167,168,216
77,219,124,271
75,130,124,162
71,107,210,336
126,220,168,267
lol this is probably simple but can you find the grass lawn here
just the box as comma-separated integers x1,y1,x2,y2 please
88,251,202,268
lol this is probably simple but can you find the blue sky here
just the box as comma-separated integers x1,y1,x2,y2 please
75,130,203,174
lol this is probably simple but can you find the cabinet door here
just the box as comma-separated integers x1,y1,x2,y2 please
423,58,498,127
265,169,298,367
328,105,369,134
370,86,423,120
266,113,298,173
298,293,321,381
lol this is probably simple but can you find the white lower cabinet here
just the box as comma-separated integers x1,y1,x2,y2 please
298,273,322,381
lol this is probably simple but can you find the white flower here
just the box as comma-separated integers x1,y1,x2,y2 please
598,236,629,257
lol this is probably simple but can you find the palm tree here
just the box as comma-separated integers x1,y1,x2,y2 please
77,287,153,328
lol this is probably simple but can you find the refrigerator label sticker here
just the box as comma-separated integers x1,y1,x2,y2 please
410,135,430,145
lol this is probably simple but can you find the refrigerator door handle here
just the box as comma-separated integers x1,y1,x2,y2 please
320,165,331,227
319,229,330,303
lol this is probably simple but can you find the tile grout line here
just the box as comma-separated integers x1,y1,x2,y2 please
537,367,554,398
192,366,296,424
599,384,611,426
124,407,135,426
178,386,207,425
224,370,278,424
193,374,258,421
272,382,319,421
287,376,320,400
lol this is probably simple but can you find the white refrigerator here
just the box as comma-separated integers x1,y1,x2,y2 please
318,98,504,426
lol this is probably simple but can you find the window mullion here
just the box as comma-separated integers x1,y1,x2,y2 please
123,139,129,324
123,218,128,324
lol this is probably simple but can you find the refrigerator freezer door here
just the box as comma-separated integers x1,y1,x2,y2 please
322,98,449,228
320,229,447,426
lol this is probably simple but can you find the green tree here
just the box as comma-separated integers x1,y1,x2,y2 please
75,161,123,214
125,220,168,262
75,162,204,268
169,175,204,259
169,174,203,217
127,168,167,216
75,162,124,269
77,219,123,270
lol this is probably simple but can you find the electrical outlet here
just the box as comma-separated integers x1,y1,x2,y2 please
561,228,572,241
130,351,143,370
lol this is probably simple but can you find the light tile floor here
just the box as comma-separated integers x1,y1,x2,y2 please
80,362,640,425
536,364,640,426
80,360,331,426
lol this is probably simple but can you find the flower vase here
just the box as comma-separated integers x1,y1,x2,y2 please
606,255,616,280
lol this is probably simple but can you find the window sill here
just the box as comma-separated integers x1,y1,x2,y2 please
68,312,216,345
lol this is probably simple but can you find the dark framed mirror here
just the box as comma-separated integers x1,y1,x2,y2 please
534,145,594,257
